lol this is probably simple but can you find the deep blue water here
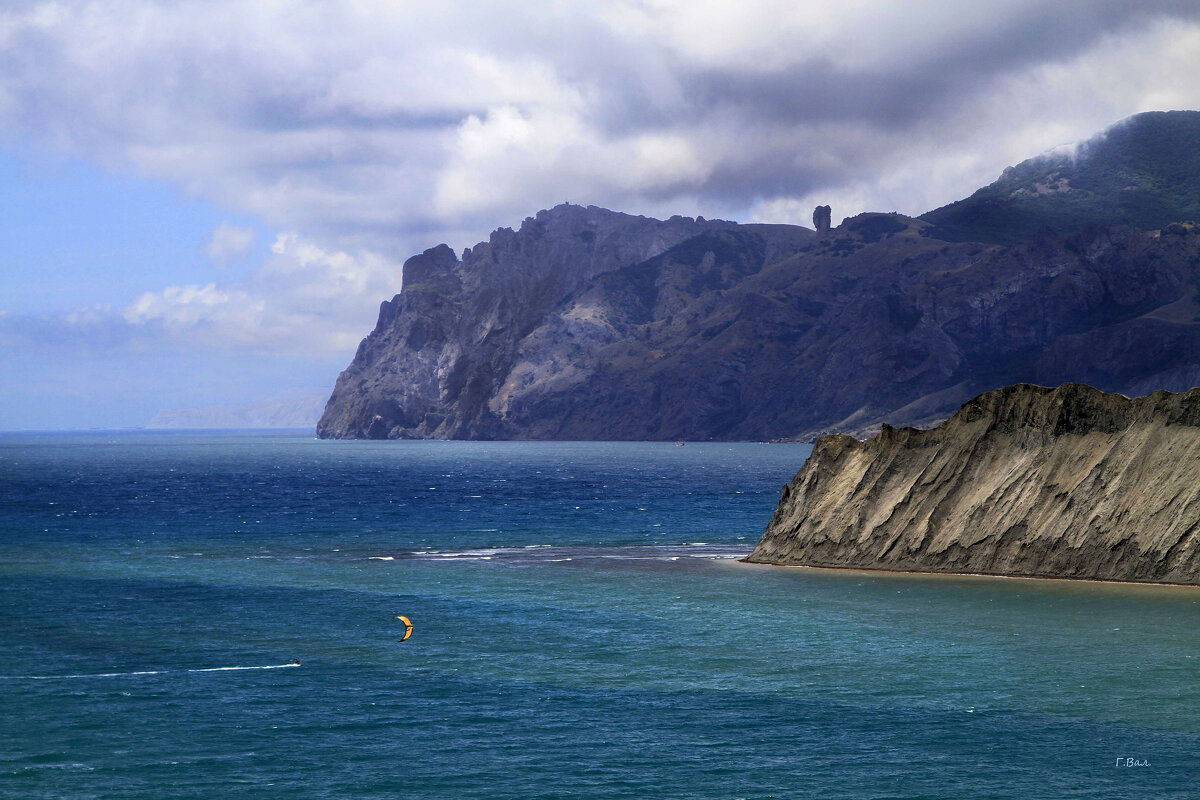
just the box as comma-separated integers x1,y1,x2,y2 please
1,431,1197,799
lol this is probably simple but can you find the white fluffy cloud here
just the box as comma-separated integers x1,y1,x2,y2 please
116,233,401,354
433,105,710,223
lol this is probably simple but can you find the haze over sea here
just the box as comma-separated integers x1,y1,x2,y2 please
1,432,1197,799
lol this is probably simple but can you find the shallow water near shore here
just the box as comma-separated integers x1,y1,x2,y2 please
1,432,1197,799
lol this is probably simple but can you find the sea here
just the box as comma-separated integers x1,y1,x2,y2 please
0,431,1197,799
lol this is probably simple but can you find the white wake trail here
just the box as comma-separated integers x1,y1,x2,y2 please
1,663,301,680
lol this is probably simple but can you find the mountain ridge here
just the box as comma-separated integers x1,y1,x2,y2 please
319,111,1200,441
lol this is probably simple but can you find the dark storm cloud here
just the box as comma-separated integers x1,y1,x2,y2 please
594,1,1200,209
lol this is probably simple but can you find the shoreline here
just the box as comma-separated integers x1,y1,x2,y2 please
733,557,1200,592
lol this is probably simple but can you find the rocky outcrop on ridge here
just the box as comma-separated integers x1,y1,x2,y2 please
812,205,831,233
747,383,1200,584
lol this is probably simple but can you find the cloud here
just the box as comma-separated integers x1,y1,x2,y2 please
3,0,1200,423
3,1,1200,428
118,233,400,354
4,232,401,359
205,222,255,266
0,0,1197,258
432,105,710,224
124,282,261,337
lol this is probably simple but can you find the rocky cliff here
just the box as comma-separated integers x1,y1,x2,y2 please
320,203,1200,440
317,204,812,439
320,111,1200,442
747,383,1200,584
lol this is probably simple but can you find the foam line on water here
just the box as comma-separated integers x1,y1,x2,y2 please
187,664,300,673
0,663,301,680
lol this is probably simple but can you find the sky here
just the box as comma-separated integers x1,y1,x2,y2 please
3,0,1200,429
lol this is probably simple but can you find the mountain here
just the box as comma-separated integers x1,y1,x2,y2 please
747,383,1200,585
319,112,1200,442
922,110,1200,243
318,205,811,439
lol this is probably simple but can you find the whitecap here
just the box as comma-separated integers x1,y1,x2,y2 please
432,548,502,557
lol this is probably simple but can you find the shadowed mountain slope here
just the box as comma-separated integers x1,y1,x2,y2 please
922,110,1200,243
320,112,1200,441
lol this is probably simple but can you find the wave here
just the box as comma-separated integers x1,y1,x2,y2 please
1,663,302,681
376,543,753,564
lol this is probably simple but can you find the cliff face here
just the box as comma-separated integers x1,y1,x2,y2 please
321,200,1200,440
317,204,804,439
747,383,1200,585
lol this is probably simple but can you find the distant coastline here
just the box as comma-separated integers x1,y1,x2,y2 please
148,390,327,430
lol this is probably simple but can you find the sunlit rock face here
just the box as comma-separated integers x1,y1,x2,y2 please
749,383,1200,585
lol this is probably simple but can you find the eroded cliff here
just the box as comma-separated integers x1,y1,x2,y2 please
747,383,1200,584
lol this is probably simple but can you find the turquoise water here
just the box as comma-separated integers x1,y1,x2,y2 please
1,432,1197,799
